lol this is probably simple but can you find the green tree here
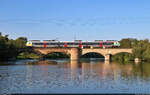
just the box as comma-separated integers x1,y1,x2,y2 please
0,32,28,60
132,39,149,60
120,38,132,48
15,37,27,48
120,38,138,48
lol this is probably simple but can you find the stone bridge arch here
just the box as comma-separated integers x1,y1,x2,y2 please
81,52,105,59
109,49,132,55
82,48,132,61
33,48,71,55
33,48,80,60
82,49,105,56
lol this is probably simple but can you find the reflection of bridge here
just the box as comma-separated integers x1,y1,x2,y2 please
33,48,132,61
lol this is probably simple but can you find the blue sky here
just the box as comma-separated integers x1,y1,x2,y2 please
0,0,150,41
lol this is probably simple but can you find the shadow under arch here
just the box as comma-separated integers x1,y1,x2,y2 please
80,52,105,61
44,52,70,59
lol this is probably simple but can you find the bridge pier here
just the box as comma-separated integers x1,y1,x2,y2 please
104,54,110,61
70,48,80,60
135,58,141,63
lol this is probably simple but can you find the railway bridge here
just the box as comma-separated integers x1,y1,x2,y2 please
33,48,132,61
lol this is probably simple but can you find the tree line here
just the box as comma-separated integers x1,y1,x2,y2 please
113,38,150,62
0,32,27,60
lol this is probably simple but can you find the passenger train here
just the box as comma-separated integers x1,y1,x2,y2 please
26,40,120,48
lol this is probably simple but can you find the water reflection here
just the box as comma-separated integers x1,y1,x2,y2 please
70,60,78,81
1,59,150,93
26,65,33,88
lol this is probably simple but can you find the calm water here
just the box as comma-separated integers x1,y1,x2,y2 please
1,59,150,94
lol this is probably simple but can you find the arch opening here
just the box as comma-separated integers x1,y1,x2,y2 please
81,52,104,61
44,52,70,59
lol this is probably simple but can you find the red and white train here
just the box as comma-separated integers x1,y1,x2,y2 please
26,40,120,48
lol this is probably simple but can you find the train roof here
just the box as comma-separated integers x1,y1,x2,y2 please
28,40,119,42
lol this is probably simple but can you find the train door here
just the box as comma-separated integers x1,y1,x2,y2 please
79,42,82,48
64,42,68,47
99,42,103,48
43,42,47,48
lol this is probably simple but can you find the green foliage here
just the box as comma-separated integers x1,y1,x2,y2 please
132,39,150,61
112,53,133,63
120,39,131,48
120,38,138,48
0,32,27,60
44,52,70,59
15,37,27,48
114,38,150,62
17,52,40,59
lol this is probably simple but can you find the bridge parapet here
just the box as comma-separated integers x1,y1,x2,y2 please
33,47,80,60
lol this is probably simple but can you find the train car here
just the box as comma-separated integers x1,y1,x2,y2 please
113,41,120,47
26,40,120,48
82,42,98,48
26,41,32,47
63,41,82,48
26,40,41,47
103,41,114,48
32,41,43,47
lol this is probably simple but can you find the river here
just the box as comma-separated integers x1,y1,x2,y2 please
0,59,150,94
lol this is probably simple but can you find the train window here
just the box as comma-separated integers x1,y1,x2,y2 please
94,43,99,45
82,42,99,45
74,43,79,45
32,43,35,45
88,43,93,45
103,42,113,45
67,43,74,45
82,43,88,45
32,43,43,45
46,43,50,45
47,43,51,45
46,42,64,45
59,43,65,45
50,43,58,45
90,43,99,45
103,43,106,45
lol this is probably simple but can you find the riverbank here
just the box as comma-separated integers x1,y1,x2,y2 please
16,52,70,59
17,52,40,59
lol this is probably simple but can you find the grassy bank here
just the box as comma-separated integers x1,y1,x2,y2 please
17,52,70,59
17,52,40,59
